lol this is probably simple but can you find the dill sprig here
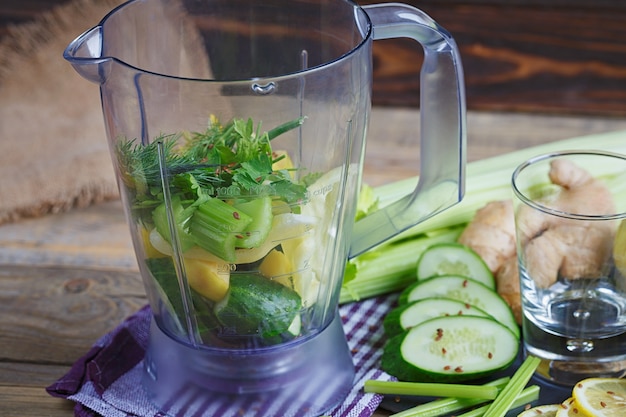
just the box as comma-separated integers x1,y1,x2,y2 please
115,116,307,212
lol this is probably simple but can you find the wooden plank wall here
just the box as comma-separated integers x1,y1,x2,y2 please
360,0,626,116
2,0,625,116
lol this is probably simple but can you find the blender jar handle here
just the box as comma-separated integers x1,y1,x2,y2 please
349,3,467,258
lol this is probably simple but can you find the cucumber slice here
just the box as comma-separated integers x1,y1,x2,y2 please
416,242,495,289
381,315,518,383
383,297,493,338
214,273,301,340
233,196,273,249
399,275,520,339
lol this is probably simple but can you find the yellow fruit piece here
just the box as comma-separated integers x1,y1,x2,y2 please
183,257,230,302
555,397,589,417
280,234,318,306
259,249,294,284
140,226,168,258
517,403,560,417
572,378,626,417
614,219,626,277
272,150,295,174
271,200,292,215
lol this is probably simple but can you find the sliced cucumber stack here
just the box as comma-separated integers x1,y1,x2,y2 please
380,242,521,383
383,297,493,338
381,315,518,383
398,275,519,339
416,242,495,289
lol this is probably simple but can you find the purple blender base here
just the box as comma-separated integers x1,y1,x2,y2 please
142,312,355,417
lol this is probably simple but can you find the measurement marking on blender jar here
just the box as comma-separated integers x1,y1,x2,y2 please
269,225,313,245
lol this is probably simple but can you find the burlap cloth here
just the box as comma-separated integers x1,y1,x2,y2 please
0,0,125,225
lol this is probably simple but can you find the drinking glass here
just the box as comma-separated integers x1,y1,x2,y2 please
512,150,626,385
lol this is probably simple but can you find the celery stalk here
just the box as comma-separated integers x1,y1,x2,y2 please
189,198,253,262
388,377,510,417
455,385,540,417
152,196,196,252
375,130,626,243
364,380,498,399
267,117,305,140
481,356,541,417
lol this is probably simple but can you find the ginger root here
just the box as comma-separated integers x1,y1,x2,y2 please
495,257,522,324
458,200,521,323
458,200,517,274
517,158,615,289
459,158,615,325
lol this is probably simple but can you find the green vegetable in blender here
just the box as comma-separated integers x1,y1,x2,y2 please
152,195,196,252
117,116,307,259
233,196,274,249
117,116,306,216
117,116,308,344
189,197,253,262
214,273,302,339
145,257,217,337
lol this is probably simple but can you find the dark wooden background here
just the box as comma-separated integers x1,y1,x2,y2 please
2,0,626,116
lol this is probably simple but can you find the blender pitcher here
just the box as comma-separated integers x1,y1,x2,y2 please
64,0,466,415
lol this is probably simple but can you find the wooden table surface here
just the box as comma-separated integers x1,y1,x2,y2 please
2,107,626,417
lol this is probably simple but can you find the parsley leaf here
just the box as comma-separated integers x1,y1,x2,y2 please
117,116,307,211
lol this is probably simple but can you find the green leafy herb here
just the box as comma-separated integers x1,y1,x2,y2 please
116,116,306,213
121,116,309,344
117,115,309,269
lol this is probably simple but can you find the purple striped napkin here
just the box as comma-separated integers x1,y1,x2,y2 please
47,295,397,417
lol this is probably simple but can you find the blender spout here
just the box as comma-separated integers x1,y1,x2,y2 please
63,26,111,84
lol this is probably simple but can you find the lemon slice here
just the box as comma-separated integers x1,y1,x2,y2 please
614,219,626,277
572,378,626,417
555,397,589,417
517,403,560,417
